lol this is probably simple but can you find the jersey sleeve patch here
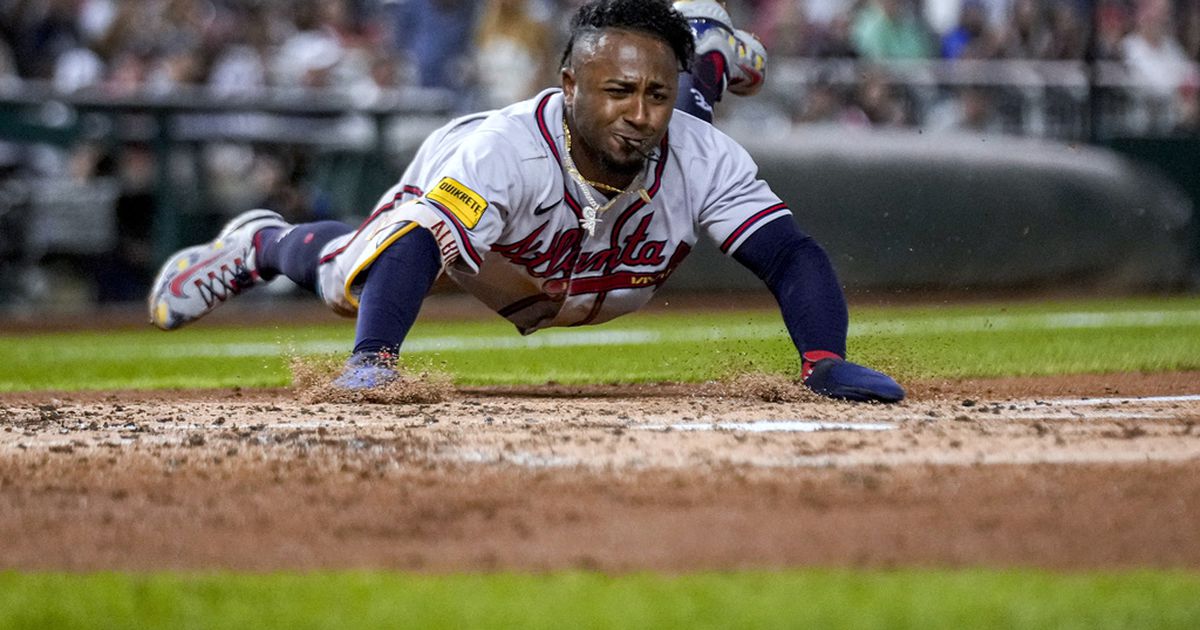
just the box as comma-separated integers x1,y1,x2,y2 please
426,177,488,229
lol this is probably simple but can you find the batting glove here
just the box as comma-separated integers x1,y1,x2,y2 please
333,351,399,390
803,353,905,403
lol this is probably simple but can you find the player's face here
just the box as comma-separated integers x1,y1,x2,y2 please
563,29,678,182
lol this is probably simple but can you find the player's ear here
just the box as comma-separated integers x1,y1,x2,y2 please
561,67,576,106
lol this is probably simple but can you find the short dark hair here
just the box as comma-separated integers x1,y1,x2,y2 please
560,0,695,73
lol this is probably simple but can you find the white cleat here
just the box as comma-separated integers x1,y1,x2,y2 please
673,0,735,28
148,209,289,330
673,0,768,96
729,29,767,96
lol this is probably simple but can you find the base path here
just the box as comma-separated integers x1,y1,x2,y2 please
2,372,1198,572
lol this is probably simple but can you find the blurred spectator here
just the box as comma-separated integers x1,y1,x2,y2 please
6,0,82,80
924,0,1012,38
208,43,267,96
750,0,816,57
275,28,344,89
818,12,862,57
145,45,205,95
921,0,1017,37
269,4,377,106
926,84,1003,131
854,68,912,124
1175,78,1200,134
852,0,934,59
792,75,871,126
206,4,273,97
1122,0,1195,98
52,43,104,92
941,0,1003,58
368,51,404,91
1094,0,1132,60
1182,0,1200,61
924,0,961,35
999,0,1052,58
1043,1,1087,59
473,0,555,109
388,0,478,91
805,0,858,29
77,0,116,46
102,48,149,97
1121,0,1198,132
96,2,166,68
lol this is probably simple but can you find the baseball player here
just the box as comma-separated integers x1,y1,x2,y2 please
148,0,905,403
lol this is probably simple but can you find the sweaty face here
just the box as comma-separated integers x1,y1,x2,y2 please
563,29,678,183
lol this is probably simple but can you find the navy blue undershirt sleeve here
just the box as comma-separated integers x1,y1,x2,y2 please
731,216,848,358
352,226,442,356
674,51,726,123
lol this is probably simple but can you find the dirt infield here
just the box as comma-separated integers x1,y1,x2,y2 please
2,372,1199,572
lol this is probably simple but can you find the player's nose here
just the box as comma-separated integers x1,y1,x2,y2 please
623,95,652,129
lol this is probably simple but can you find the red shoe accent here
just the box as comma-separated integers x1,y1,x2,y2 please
801,350,843,381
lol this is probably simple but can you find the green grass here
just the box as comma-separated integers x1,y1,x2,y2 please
2,295,1199,391
2,570,1199,630
3,297,1200,626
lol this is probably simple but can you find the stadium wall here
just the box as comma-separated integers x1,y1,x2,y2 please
668,129,1198,293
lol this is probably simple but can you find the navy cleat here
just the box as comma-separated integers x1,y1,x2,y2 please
804,356,906,403
333,351,399,390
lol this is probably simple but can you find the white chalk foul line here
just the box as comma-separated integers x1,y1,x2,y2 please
851,309,1200,336
32,307,1200,361
1046,394,1200,406
640,421,896,433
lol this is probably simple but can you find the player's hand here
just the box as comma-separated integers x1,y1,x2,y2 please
804,357,905,403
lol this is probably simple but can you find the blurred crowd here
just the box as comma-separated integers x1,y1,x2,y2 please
0,0,1198,138
759,0,1200,135
0,0,568,109
1,0,1198,120
1,0,1199,306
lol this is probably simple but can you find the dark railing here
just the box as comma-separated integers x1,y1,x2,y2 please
0,59,1197,306
727,58,1199,141
0,81,455,266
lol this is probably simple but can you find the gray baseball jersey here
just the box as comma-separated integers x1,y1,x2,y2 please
316,88,791,333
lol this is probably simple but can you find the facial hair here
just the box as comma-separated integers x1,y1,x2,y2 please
599,152,645,178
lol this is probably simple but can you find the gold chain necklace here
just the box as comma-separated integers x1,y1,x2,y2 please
562,119,651,236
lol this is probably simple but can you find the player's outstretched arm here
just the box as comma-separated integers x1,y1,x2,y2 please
333,226,442,389
732,218,905,403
